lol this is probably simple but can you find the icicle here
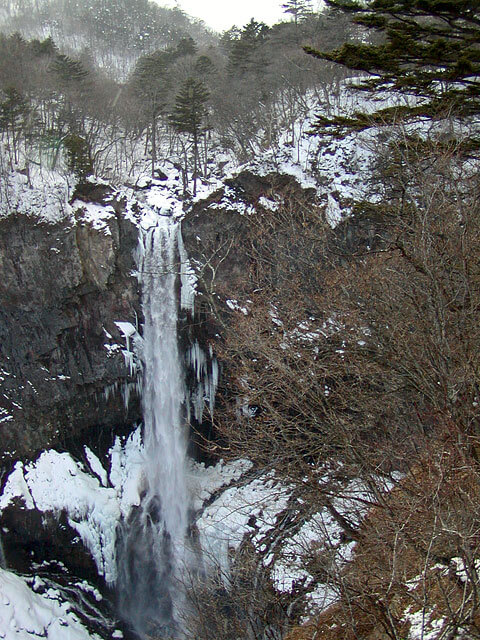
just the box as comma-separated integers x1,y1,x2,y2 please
186,340,219,420
177,225,197,313
187,341,207,382
103,382,119,403
209,358,219,413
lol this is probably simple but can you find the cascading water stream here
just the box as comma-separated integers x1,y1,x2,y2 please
116,216,190,639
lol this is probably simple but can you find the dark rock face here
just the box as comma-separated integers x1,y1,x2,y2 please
182,170,317,309
1,501,99,581
181,170,321,456
329,205,389,261
0,194,142,462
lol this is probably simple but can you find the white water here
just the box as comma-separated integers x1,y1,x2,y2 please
141,220,188,566
117,217,190,638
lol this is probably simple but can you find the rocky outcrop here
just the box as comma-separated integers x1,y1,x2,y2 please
182,170,318,318
0,190,142,462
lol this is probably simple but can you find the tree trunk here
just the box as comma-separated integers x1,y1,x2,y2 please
151,114,156,178
193,129,198,197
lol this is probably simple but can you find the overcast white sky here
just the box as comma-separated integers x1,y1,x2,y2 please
159,0,287,32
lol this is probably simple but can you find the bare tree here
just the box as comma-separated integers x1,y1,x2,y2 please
201,128,480,638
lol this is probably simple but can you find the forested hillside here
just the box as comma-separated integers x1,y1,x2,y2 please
0,2,479,640
0,0,355,188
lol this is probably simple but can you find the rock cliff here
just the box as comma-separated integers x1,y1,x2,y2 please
0,187,142,463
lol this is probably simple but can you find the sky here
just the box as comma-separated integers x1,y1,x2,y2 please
159,0,287,32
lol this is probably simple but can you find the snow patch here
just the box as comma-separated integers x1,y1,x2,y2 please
73,201,116,235
189,458,253,512
196,471,291,581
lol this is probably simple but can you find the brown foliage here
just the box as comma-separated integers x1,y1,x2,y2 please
288,438,480,640
213,135,480,480
207,132,480,638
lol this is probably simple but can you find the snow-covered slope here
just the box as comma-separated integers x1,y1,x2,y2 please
0,567,103,640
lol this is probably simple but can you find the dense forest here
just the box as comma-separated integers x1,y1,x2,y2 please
1,2,480,640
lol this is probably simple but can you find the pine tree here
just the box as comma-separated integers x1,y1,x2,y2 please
0,87,30,164
131,49,174,176
63,133,93,182
304,0,480,138
227,19,270,77
282,0,313,26
50,54,90,88
169,78,210,196
49,53,91,135
194,55,215,81
175,36,197,58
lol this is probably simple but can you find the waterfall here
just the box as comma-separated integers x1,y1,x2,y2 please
116,217,190,639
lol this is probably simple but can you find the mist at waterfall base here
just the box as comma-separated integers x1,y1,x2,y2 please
116,220,192,639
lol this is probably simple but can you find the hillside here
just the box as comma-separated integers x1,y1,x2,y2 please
0,0,214,78
0,2,479,640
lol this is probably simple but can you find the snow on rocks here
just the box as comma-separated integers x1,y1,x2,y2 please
84,447,108,488
196,470,291,580
145,186,184,218
192,459,393,618
0,428,145,584
206,185,256,216
0,146,75,224
0,567,100,640
267,482,366,613
0,451,119,583
189,458,253,512
114,321,142,377
177,226,197,313
109,427,144,520
72,201,116,236
226,299,249,315
402,607,446,640
316,128,378,227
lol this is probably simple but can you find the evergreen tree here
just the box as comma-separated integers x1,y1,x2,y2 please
49,54,90,87
194,55,215,80
227,19,270,77
169,78,209,196
175,36,197,58
282,0,313,26
304,0,480,137
63,133,93,181
48,53,91,134
0,87,31,164
30,35,57,58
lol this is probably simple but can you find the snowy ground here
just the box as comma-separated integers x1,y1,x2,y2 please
0,160,74,224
